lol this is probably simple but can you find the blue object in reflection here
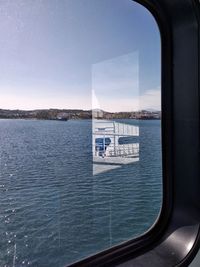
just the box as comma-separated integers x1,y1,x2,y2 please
95,137,111,156
118,136,139,145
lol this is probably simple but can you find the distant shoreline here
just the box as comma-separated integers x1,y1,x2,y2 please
0,108,161,120
0,117,161,121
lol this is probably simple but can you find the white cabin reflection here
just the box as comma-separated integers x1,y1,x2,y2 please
93,120,139,175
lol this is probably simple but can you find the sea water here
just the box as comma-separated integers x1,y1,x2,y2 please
0,119,162,266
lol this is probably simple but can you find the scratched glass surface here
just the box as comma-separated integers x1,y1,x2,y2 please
0,1,161,266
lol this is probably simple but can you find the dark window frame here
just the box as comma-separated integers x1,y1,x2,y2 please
67,0,200,266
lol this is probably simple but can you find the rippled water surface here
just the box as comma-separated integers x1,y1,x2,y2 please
0,119,162,266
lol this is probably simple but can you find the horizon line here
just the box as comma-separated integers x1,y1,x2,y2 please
0,107,161,113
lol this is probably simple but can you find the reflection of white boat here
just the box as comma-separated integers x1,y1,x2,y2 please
93,120,139,175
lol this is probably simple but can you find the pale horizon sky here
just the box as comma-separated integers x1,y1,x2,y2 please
0,0,161,112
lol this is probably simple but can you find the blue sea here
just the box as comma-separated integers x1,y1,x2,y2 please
0,119,162,267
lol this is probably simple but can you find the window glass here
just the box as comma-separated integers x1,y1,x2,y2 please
0,0,161,266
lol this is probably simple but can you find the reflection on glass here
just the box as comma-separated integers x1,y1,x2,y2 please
0,0,161,266
93,119,139,175
92,53,140,175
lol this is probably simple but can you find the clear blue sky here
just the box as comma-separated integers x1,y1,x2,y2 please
0,0,160,111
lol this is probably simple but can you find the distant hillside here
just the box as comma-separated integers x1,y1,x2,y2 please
0,108,161,120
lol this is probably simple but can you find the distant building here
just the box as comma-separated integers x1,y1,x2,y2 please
56,112,69,120
92,109,103,119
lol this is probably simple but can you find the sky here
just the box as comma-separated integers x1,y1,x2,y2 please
0,0,161,112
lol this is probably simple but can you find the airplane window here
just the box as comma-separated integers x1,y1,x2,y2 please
0,0,161,266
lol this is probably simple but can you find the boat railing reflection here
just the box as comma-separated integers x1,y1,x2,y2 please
92,120,139,175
